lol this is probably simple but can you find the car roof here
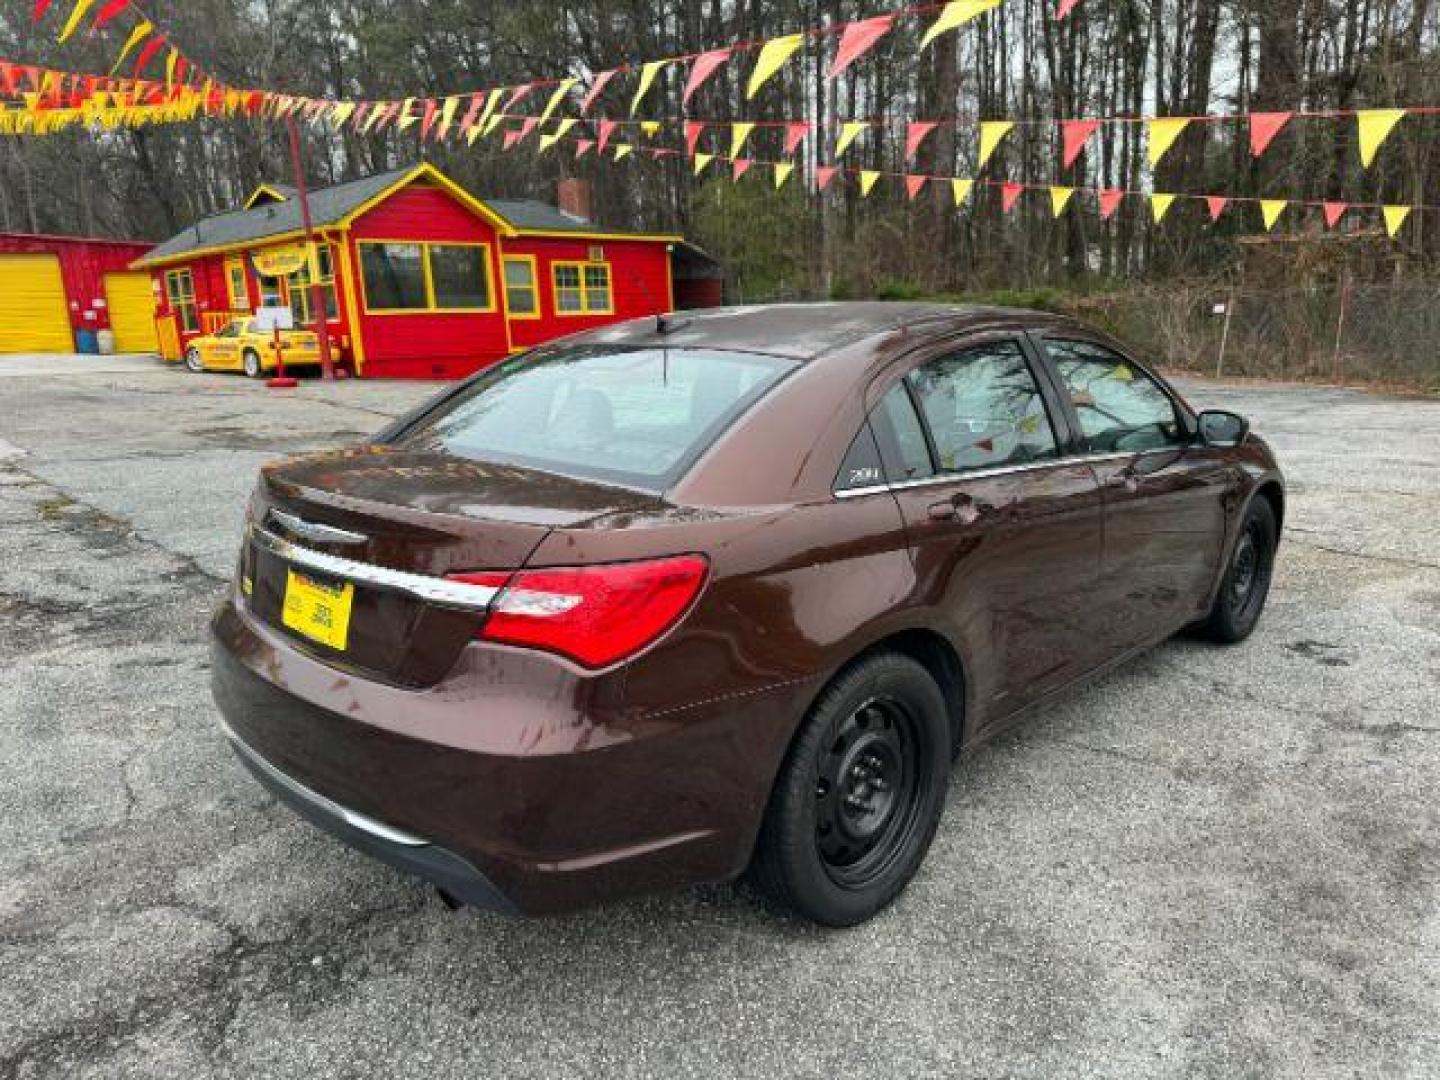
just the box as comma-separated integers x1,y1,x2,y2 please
566,302,1080,361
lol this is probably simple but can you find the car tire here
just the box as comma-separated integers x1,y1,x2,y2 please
1203,497,1278,644
750,652,950,927
242,349,263,379
184,347,203,373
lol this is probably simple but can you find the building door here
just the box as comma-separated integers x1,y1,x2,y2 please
0,254,73,353
102,272,159,353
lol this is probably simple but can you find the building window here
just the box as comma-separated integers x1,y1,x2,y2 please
289,244,339,326
429,245,491,310
552,261,613,315
359,241,491,313
503,256,538,318
258,273,284,309
225,258,248,311
164,268,198,334
360,242,427,310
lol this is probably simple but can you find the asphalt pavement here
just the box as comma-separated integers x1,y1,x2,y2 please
1,352,1436,1078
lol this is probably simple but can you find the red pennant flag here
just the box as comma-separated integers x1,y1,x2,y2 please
1056,0,1081,18
502,128,522,150
905,174,927,200
134,36,166,77
580,69,616,114
815,165,838,191
518,117,538,141
1098,188,1124,220
732,158,752,180
420,98,439,140
575,139,594,158
596,119,617,152
93,0,130,30
1205,196,1228,221
1061,119,1099,168
504,83,534,111
783,121,809,155
351,102,372,130
684,120,706,156
0,62,16,96
828,14,895,80
458,93,484,137
173,57,189,86
1322,202,1348,228
905,121,938,162
1249,111,1290,157
682,49,730,106
31,0,54,21
1000,183,1025,212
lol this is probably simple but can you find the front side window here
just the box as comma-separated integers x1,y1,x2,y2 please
360,242,427,310
1043,340,1183,452
392,346,797,489
906,340,1058,472
164,269,197,334
503,256,538,317
552,261,612,315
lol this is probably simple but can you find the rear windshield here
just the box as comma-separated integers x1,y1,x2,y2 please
392,345,798,489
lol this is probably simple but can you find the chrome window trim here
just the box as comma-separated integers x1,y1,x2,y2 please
220,718,428,847
250,525,500,610
833,447,1182,499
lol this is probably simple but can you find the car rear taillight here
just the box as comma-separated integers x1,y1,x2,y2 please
447,555,709,668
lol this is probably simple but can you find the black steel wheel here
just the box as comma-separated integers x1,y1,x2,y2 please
751,651,950,926
1204,497,1277,643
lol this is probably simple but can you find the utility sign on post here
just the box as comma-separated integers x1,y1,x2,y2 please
253,306,294,331
252,244,310,278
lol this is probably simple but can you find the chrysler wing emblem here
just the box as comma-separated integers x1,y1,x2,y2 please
268,508,368,546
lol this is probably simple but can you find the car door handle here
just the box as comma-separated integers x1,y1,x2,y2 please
1106,463,1141,493
928,494,998,523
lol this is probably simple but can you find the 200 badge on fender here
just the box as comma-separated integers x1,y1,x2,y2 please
210,302,1283,926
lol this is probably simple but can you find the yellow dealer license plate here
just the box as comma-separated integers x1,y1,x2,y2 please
281,570,353,650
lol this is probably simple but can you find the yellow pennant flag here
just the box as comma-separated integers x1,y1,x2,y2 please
1356,109,1406,168
476,87,502,130
397,98,419,130
631,60,669,115
538,132,560,153
111,21,153,75
540,77,576,123
1260,199,1286,231
1150,193,1176,222
639,120,661,137
481,112,505,137
1049,186,1075,217
436,96,459,139
1382,205,1411,238
920,0,1003,49
693,152,713,175
835,121,869,156
730,122,755,159
859,170,881,196
330,101,357,128
58,0,97,44
976,121,1013,171
1147,117,1190,167
164,47,180,89
746,33,803,99
951,178,973,207
774,162,794,190
554,117,577,138
613,143,633,161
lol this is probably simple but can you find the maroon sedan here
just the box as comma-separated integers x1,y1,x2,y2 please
212,303,1282,926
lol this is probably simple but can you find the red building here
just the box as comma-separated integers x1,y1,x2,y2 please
0,232,156,354
134,163,717,379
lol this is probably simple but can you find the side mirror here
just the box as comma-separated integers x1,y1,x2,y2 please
1197,409,1249,448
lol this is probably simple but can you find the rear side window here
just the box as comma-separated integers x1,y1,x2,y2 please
1043,340,1182,452
872,383,935,483
394,346,797,489
906,340,1059,473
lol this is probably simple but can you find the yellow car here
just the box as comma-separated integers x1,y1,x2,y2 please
183,319,323,378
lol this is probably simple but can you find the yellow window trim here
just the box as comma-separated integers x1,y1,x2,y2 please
224,256,248,310
284,241,342,326
551,260,614,317
357,239,497,315
334,230,367,373
502,254,541,321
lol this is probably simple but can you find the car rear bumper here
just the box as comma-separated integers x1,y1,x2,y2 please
222,716,516,912
210,596,810,914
